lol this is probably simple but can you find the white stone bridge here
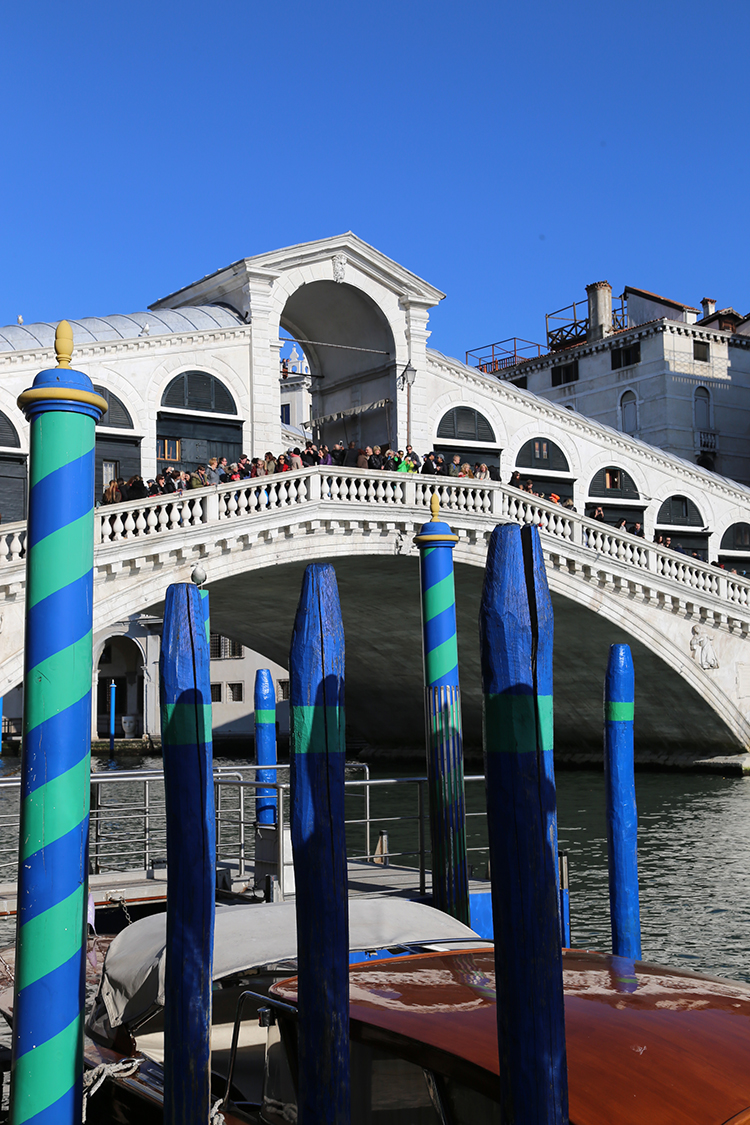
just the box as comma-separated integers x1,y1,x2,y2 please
2,467,750,755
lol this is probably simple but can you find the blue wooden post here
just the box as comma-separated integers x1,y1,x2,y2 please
159,583,216,1125
108,680,116,757
255,669,277,826
413,494,470,925
479,523,568,1125
559,851,571,948
289,564,349,1125
604,643,641,961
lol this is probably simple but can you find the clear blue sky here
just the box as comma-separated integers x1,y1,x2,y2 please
2,1,749,363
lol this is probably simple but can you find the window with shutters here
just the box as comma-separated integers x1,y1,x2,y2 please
551,361,578,387
694,387,711,431
436,407,495,443
657,495,704,527
93,386,134,429
0,410,21,449
589,466,639,499
611,343,641,370
516,438,569,472
721,523,750,550
620,390,637,434
161,371,238,415
156,438,180,461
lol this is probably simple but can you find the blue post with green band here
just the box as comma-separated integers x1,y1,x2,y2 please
160,582,216,1125
479,523,568,1125
413,494,469,926
255,669,277,826
604,643,641,961
10,322,108,1125
289,564,349,1125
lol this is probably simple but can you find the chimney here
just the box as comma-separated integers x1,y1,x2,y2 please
586,281,612,342
701,297,716,319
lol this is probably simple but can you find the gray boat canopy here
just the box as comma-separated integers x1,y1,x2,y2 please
93,898,483,1035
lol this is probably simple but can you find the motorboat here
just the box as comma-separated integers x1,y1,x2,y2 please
82,937,750,1124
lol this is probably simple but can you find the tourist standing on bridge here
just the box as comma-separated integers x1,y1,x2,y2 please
436,454,448,475
343,441,359,467
319,444,333,465
331,442,345,466
264,452,277,474
509,470,522,488
206,458,221,485
421,452,436,474
368,446,384,470
449,454,462,477
476,463,490,480
190,465,208,489
405,445,421,469
301,443,319,467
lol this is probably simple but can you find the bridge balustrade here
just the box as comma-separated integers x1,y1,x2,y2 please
2,467,749,610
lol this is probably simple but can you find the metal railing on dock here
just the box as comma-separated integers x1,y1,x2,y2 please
0,766,491,902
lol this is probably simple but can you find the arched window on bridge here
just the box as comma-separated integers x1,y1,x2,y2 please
159,371,242,478
620,390,637,434
0,407,26,523
586,466,644,529
515,437,573,501
162,371,238,415
437,407,495,443
656,495,708,560
435,406,500,470
719,523,750,577
93,386,140,500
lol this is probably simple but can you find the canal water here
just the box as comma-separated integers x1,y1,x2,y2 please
0,756,748,984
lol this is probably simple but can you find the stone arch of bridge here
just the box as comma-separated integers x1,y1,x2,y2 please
77,529,744,757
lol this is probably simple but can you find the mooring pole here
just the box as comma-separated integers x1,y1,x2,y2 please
255,669,277,826
604,643,641,961
559,851,571,948
108,680,116,757
413,493,470,925
160,583,216,1125
289,564,349,1125
11,323,107,1125
479,523,568,1125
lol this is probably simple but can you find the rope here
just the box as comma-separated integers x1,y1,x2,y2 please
210,1098,227,1124
82,1057,141,1121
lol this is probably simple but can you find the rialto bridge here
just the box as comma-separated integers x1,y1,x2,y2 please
3,233,750,755
2,468,750,755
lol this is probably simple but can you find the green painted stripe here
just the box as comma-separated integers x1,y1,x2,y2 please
422,572,455,622
27,512,93,608
25,635,92,735
606,701,634,722
425,636,459,684
20,757,89,861
11,1013,82,1121
29,412,95,488
423,547,435,557
290,705,344,754
16,885,85,990
161,702,212,746
484,694,554,754
255,709,276,723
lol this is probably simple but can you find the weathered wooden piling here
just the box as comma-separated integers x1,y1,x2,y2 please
160,582,216,1125
255,669,278,826
414,493,470,925
604,643,641,961
108,680,116,756
11,323,107,1125
479,522,568,1125
289,563,349,1125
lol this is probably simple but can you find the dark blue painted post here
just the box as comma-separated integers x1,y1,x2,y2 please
559,852,571,948
604,643,641,961
289,564,349,1125
479,523,568,1125
108,680,116,757
255,669,277,826
159,583,216,1125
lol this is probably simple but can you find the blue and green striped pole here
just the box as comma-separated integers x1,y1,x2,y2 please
479,523,568,1125
413,493,469,925
289,564,349,1125
160,582,216,1125
604,643,641,961
255,669,277,826
11,322,107,1125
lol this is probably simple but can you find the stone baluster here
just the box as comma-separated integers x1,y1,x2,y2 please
9,532,23,563
112,511,124,540
135,508,147,536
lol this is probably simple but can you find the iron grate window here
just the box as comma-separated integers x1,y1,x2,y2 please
277,679,290,701
210,683,222,703
227,682,244,702
210,634,244,660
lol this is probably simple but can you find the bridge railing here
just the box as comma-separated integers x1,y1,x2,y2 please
2,467,750,609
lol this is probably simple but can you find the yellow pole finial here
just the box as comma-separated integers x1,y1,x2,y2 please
55,321,74,369
430,493,440,521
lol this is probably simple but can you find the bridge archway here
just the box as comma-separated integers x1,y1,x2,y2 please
280,281,396,451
